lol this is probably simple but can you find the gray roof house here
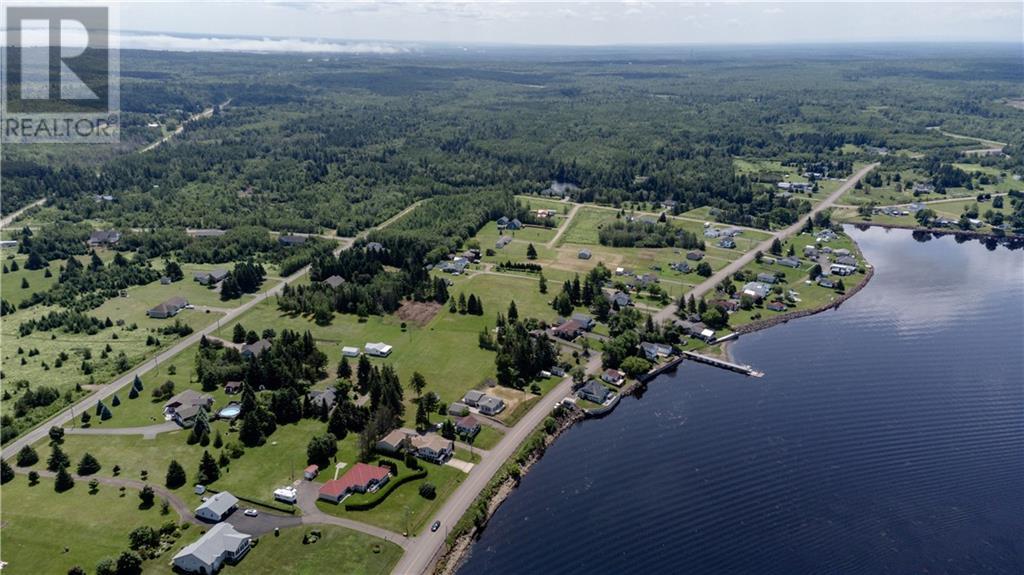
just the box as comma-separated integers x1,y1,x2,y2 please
610,291,632,308
461,390,485,407
778,257,801,268
578,380,612,404
147,296,189,319
571,313,595,330
195,491,239,523
172,522,251,574
241,339,272,359
87,230,121,246
495,236,513,249
686,251,704,261
322,275,346,288
718,238,736,249
308,388,337,411
578,249,592,260
835,255,858,267
164,389,213,427
496,216,510,227
478,395,505,416
756,272,778,285
366,242,385,253
278,234,307,247
742,282,772,300
194,269,229,286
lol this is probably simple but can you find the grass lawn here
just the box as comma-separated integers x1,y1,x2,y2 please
0,475,193,575
464,425,503,450
0,260,59,306
514,194,574,215
316,461,465,535
453,447,482,464
218,525,402,575
35,419,344,509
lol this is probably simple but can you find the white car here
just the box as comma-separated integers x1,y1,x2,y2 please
244,508,258,517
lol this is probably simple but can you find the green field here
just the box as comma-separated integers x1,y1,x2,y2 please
316,461,465,535
0,475,197,575
218,525,402,575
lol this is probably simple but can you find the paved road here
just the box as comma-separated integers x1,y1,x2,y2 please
139,99,232,153
2,201,412,462
392,352,600,575
0,198,46,230
653,162,879,324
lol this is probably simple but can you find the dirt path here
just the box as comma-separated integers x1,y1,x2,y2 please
0,198,46,230
139,98,232,154
546,203,580,248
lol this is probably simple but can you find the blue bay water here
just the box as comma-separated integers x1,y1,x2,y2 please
458,227,1024,575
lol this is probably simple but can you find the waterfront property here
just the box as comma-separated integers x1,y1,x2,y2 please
195,491,239,523
409,434,455,463
172,523,251,574
601,369,625,386
456,414,481,437
577,380,613,404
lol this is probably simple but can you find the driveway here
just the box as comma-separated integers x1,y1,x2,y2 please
224,509,301,536
64,421,180,439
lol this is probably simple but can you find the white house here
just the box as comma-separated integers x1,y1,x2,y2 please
195,491,238,523
341,346,360,357
172,523,251,574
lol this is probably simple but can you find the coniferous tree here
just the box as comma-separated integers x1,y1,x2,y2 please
165,459,186,489
197,450,219,484
54,465,74,492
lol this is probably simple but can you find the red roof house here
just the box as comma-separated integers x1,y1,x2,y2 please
317,463,390,504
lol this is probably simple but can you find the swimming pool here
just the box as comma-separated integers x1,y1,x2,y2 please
218,404,241,419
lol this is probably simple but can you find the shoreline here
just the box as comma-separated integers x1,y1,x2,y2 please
842,220,1023,244
429,230,882,574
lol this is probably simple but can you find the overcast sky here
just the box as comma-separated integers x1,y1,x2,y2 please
9,1,1024,52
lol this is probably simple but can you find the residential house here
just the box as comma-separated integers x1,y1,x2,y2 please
703,228,721,239
506,219,523,231
440,257,470,274
578,380,612,404
307,388,337,411
571,313,596,330
713,299,741,313
318,463,391,504
341,346,360,357
447,402,470,416
767,301,787,312
743,282,772,300
461,390,485,407
495,236,513,249
578,249,592,260
696,328,717,343
675,320,707,337
912,183,935,194
147,296,189,319
278,234,307,247
803,245,819,258
718,238,736,249
756,273,778,285
816,229,838,242
240,339,272,360
172,523,251,574
610,291,632,308
87,230,121,246
194,269,229,286
409,434,456,463
817,277,835,288
670,261,690,273
163,390,213,427
601,369,625,386
778,257,801,268
195,491,238,523
322,275,346,288
551,319,585,340
640,342,673,360
364,342,393,357
496,216,510,228
830,263,857,276
833,248,851,257
455,415,481,437
834,255,857,267
366,241,385,253
686,251,704,261
376,429,412,454
478,395,505,416
224,381,242,395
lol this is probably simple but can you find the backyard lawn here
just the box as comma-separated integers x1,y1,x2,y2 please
0,475,196,575
219,525,402,575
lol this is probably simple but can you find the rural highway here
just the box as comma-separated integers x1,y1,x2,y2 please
139,98,232,153
392,352,600,575
653,162,879,323
0,198,46,230
1,202,410,462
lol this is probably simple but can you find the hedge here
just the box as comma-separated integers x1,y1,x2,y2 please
344,468,428,511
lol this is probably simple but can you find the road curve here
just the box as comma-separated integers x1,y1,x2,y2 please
653,162,879,324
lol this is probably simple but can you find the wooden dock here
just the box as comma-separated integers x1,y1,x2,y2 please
682,351,764,377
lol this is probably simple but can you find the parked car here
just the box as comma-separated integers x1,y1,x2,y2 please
431,521,441,532
244,508,259,517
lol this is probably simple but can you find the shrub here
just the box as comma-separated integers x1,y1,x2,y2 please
418,482,437,500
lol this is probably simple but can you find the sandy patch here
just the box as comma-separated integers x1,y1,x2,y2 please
396,300,442,327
